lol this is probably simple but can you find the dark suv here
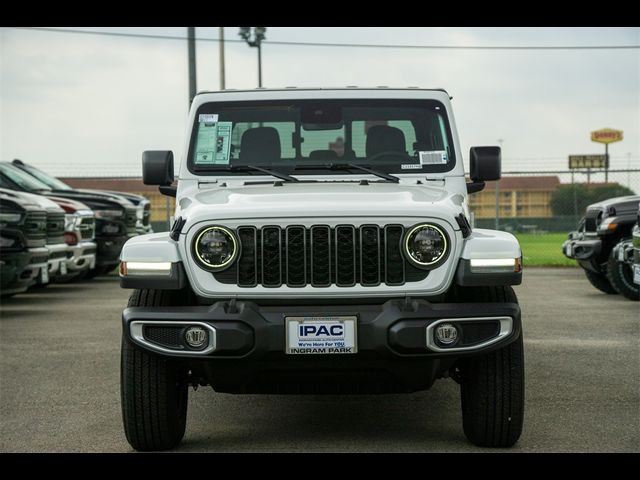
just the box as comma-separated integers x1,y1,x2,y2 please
563,195,640,300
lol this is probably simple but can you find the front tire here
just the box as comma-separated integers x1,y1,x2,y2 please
606,243,639,301
453,285,525,448
121,289,191,451
583,269,617,294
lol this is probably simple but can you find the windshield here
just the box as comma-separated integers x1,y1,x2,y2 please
188,99,455,176
0,163,52,192
19,164,72,190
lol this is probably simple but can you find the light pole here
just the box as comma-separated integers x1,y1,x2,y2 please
239,27,267,87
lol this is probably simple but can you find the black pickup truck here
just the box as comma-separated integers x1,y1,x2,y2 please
1,189,49,296
0,162,138,277
563,195,640,301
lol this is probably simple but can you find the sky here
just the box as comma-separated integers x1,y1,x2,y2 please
1,27,638,186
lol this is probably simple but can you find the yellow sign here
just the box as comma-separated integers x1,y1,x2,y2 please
591,128,623,144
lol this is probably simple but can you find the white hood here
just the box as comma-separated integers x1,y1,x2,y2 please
178,181,466,232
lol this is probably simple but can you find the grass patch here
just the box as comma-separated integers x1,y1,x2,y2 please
513,233,577,267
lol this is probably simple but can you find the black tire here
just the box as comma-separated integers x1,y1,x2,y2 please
584,269,618,295
606,243,639,301
121,289,190,451
453,285,525,448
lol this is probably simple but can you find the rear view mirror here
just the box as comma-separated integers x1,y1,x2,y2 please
470,146,501,182
143,151,174,186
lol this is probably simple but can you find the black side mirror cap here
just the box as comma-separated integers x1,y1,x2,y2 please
142,151,174,186
470,146,501,182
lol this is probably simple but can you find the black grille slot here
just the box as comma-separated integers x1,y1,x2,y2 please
23,212,47,242
237,227,257,287
144,326,183,349
384,225,405,285
311,226,331,286
335,226,356,286
286,226,306,287
261,227,282,287
214,224,430,287
46,212,65,244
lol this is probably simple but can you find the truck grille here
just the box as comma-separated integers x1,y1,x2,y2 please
23,211,47,243
46,212,65,244
143,203,151,226
584,209,602,232
125,209,138,235
214,225,429,288
78,216,95,240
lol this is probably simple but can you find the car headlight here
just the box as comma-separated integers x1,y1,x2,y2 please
64,213,78,232
136,206,144,221
193,226,239,271
0,212,22,225
403,223,449,269
93,209,124,219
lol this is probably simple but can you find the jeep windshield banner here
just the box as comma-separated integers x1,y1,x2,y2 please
189,99,456,175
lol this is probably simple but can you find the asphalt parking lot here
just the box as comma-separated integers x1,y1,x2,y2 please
0,268,638,453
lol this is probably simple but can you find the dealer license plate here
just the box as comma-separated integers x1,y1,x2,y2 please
40,266,49,284
285,316,357,354
634,265,640,285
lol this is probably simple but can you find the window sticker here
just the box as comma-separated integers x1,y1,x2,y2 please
401,164,422,170
419,150,448,165
199,114,219,123
195,121,233,165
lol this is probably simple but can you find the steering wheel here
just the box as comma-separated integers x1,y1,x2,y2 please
365,151,411,164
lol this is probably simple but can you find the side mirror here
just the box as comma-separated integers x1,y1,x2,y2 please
142,151,174,186
470,146,501,182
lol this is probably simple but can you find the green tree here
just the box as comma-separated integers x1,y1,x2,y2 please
550,183,635,216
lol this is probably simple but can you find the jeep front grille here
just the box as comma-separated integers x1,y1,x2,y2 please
213,224,429,288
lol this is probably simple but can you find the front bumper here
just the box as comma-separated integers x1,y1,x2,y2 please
1,247,49,294
123,299,520,393
562,232,602,260
54,241,97,281
45,243,71,280
123,299,520,360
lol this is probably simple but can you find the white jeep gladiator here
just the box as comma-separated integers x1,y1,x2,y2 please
119,87,524,450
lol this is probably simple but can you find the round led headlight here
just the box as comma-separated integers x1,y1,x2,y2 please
403,223,449,269
193,226,239,272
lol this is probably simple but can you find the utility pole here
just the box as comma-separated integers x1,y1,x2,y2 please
187,27,197,106
239,27,267,88
219,27,225,90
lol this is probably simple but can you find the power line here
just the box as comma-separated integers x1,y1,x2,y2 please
6,26,640,50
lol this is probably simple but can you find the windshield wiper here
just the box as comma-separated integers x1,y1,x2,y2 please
296,163,400,183
198,164,299,182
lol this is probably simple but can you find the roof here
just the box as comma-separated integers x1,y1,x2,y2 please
196,86,450,96
481,176,561,191
191,88,453,106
